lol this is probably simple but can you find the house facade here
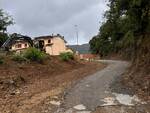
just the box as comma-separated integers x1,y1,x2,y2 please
2,33,33,53
11,40,30,51
34,34,72,55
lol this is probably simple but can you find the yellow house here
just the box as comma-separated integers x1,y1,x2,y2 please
34,34,73,55
11,40,30,52
2,33,33,53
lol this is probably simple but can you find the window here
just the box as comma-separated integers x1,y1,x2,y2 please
48,39,51,43
25,44,27,48
15,44,22,48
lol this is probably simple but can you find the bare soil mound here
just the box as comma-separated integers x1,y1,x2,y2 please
0,56,105,113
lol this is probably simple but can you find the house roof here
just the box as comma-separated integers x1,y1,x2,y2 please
34,35,53,40
2,33,33,48
34,34,67,43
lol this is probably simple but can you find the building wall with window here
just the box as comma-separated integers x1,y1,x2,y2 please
11,41,30,51
34,35,71,55
44,37,67,55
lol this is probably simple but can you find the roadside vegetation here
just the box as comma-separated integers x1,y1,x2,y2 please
11,48,47,63
23,47,47,62
60,52,74,61
12,54,28,63
90,0,150,61
0,57,4,64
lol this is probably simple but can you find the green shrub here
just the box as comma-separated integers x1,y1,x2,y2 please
12,54,27,63
0,54,4,64
23,48,46,62
60,52,74,61
0,57,4,64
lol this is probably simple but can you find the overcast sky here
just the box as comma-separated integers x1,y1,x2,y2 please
0,0,108,45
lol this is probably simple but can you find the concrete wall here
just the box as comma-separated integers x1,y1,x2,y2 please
45,46,53,55
50,37,66,55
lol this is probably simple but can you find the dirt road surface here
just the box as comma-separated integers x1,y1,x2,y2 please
56,60,149,113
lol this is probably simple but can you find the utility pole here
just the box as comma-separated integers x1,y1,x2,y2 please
74,25,79,46
74,25,79,54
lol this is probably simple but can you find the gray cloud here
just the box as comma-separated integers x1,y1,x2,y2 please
0,0,108,44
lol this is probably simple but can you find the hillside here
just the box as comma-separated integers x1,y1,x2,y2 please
0,55,105,113
68,43,91,54
122,37,150,100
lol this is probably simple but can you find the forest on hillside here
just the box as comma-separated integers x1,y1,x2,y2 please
90,0,150,65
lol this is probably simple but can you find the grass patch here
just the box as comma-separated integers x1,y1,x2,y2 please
12,54,28,63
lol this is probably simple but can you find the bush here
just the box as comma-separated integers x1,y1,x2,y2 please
0,57,4,64
60,52,74,61
12,54,27,63
23,48,46,62
0,54,4,64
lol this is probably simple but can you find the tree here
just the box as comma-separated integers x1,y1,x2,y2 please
0,9,13,47
89,0,150,58
0,9,13,32
0,32,9,47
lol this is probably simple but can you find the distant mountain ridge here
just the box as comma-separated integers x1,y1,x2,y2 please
68,43,91,54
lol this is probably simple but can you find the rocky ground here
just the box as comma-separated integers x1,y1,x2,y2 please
0,56,105,113
93,105,150,113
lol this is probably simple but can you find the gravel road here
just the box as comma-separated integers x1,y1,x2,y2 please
58,60,130,112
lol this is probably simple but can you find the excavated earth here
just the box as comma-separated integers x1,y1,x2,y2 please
0,56,105,113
